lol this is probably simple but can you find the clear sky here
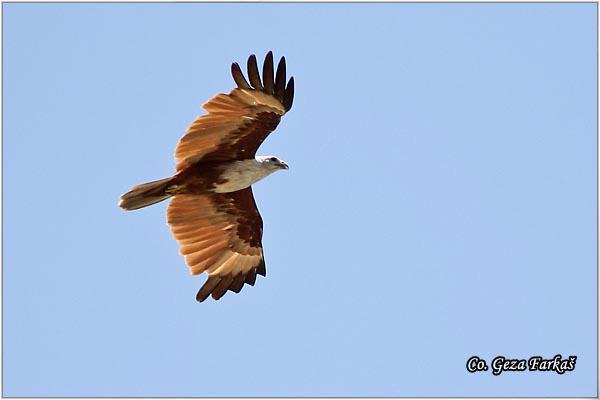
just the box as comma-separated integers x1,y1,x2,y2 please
3,3,597,397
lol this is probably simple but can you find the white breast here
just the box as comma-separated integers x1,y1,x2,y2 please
213,159,273,193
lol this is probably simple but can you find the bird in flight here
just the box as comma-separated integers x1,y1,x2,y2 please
119,51,294,302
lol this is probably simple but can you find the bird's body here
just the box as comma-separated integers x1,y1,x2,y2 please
150,157,287,197
119,52,294,302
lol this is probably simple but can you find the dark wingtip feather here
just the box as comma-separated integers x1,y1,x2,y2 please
283,77,294,111
247,54,263,90
257,259,266,277
212,275,234,300
196,276,221,302
274,56,286,102
231,62,251,89
233,52,292,112
229,274,246,293
262,51,275,95
245,267,257,286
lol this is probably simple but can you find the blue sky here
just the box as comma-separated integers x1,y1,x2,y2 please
3,3,597,397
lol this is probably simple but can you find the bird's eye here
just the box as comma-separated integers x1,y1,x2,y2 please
270,157,277,162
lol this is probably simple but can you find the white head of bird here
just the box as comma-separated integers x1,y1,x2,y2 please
212,156,289,193
256,155,289,171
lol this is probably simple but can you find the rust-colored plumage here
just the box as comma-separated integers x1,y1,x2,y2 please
119,52,294,302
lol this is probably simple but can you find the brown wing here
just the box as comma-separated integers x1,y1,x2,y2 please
175,52,295,171
166,188,266,302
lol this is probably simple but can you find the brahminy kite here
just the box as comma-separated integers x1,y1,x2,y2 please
119,52,294,302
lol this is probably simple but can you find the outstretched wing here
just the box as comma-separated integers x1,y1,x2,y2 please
166,188,266,302
175,52,295,171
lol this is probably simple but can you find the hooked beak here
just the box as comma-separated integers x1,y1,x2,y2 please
281,162,289,170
